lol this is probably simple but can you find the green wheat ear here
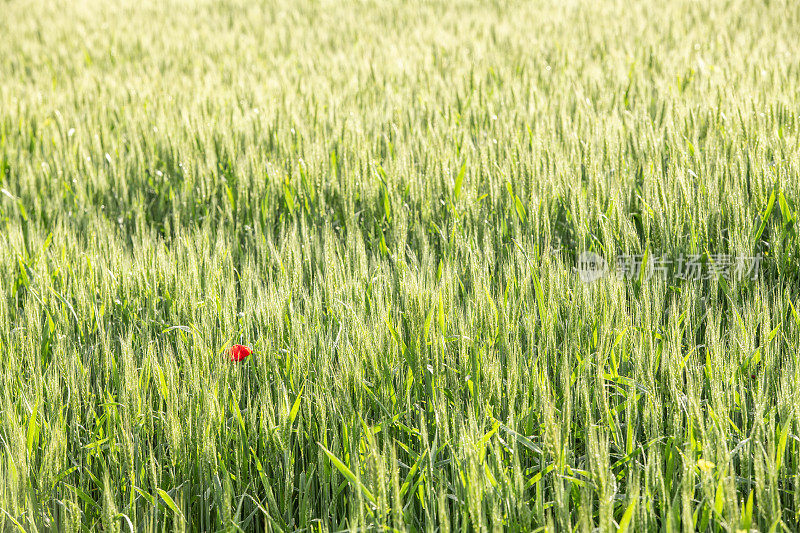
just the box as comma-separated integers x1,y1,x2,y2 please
0,0,798,530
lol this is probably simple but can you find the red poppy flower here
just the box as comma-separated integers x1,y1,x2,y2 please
229,344,252,362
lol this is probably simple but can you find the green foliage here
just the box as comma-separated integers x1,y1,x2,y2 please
1,0,800,530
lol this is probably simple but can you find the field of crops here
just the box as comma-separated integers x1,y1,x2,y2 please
2,0,800,530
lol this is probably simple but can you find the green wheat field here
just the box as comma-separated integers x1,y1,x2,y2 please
2,0,800,531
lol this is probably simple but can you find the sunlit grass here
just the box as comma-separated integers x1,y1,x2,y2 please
1,0,800,530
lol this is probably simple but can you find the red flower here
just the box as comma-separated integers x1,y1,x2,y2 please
229,344,252,362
